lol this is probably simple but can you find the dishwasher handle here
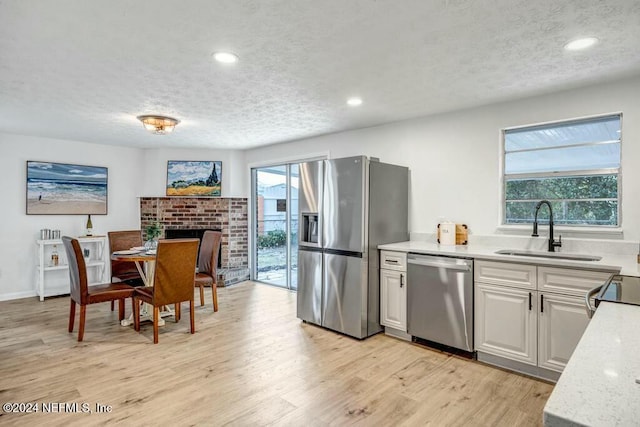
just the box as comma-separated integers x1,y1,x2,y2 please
407,256,472,272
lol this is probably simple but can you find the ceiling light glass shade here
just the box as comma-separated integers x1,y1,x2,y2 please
213,52,239,63
347,97,363,106
136,115,180,135
564,37,599,51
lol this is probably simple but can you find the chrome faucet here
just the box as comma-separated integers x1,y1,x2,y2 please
532,200,562,252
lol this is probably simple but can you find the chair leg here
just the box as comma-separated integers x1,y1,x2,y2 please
212,283,219,312
199,284,205,306
189,299,195,334
153,306,159,344
78,305,86,342
68,299,76,333
111,300,114,311
133,298,140,332
118,299,125,321
175,303,181,322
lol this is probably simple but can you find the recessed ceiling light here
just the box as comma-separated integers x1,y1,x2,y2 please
213,52,239,64
564,37,599,51
347,97,363,106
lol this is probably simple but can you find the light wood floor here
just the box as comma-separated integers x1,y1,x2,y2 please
0,282,552,426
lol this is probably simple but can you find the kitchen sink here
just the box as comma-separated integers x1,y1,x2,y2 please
495,249,602,262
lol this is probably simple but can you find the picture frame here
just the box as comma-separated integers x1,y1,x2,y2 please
166,160,222,197
26,161,108,215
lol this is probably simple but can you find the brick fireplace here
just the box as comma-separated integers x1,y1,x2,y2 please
139,197,249,286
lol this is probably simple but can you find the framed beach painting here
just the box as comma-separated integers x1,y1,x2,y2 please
166,161,221,196
26,161,108,215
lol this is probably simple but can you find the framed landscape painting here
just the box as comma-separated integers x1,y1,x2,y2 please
166,161,221,196
26,161,108,215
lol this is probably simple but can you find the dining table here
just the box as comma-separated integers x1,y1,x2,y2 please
110,248,174,327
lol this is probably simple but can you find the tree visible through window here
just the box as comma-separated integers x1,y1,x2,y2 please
503,114,621,226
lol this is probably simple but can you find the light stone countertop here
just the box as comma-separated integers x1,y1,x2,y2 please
542,302,640,427
377,241,640,277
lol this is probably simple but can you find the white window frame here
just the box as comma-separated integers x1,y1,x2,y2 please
499,112,623,234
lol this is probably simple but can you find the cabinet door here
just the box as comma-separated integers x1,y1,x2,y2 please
475,283,537,365
538,293,590,372
380,269,406,331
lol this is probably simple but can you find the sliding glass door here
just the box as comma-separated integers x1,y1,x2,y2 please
252,164,298,290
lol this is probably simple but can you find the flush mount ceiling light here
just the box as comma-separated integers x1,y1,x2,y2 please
564,37,599,51
213,52,239,63
347,97,363,106
137,115,180,135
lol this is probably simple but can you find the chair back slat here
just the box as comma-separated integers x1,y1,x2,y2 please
198,231,222,276
108,230,143,280
62,236,89,303
153,239,199,306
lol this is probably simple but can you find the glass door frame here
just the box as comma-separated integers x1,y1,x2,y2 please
251,163,296,289
249,154,328,290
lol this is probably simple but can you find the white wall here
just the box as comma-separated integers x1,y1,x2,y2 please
0,133,144,300
2,75,639,300
140,148,246,197
244,75,640,241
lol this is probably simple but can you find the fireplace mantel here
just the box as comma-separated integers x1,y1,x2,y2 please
139,197,249,286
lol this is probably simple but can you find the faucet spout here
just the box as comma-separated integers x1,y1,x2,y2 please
532,200,562,252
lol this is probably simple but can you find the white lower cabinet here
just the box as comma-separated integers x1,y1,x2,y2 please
474,260,605,379
475,283,537,365
538,292,591,372
380,268,406,331
379,250,409,340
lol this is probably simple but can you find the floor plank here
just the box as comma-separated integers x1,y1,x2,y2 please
0,282,552,426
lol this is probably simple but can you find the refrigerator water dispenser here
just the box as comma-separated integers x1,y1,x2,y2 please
302,213,319,244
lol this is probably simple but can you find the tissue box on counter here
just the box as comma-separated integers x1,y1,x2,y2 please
437,223,468,245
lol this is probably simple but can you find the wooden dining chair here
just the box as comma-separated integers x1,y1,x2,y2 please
133,239,199,344
195,230,222,312
108,230,145,311
62,236,135,342
108,230,145,285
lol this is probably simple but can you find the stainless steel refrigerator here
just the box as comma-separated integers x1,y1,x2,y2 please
297,156,409,339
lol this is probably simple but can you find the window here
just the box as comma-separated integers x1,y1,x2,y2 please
503,114,621,226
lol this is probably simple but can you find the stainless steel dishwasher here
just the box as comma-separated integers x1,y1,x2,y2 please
407,254,474,352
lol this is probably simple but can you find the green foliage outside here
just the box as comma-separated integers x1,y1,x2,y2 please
505,174,618,225
258,230,288,249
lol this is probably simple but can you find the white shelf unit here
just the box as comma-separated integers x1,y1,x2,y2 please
36,236,107,301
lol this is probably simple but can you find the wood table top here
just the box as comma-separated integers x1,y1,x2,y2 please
110,251,156,262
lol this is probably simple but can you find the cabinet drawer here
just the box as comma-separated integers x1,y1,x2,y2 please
380,250,406,271
538,267,613,297
475,261,536,290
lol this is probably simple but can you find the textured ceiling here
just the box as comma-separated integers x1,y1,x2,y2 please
1,0,639,149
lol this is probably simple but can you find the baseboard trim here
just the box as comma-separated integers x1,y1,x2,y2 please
383,327,412,341
0,290,38,302
477,351,561,382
